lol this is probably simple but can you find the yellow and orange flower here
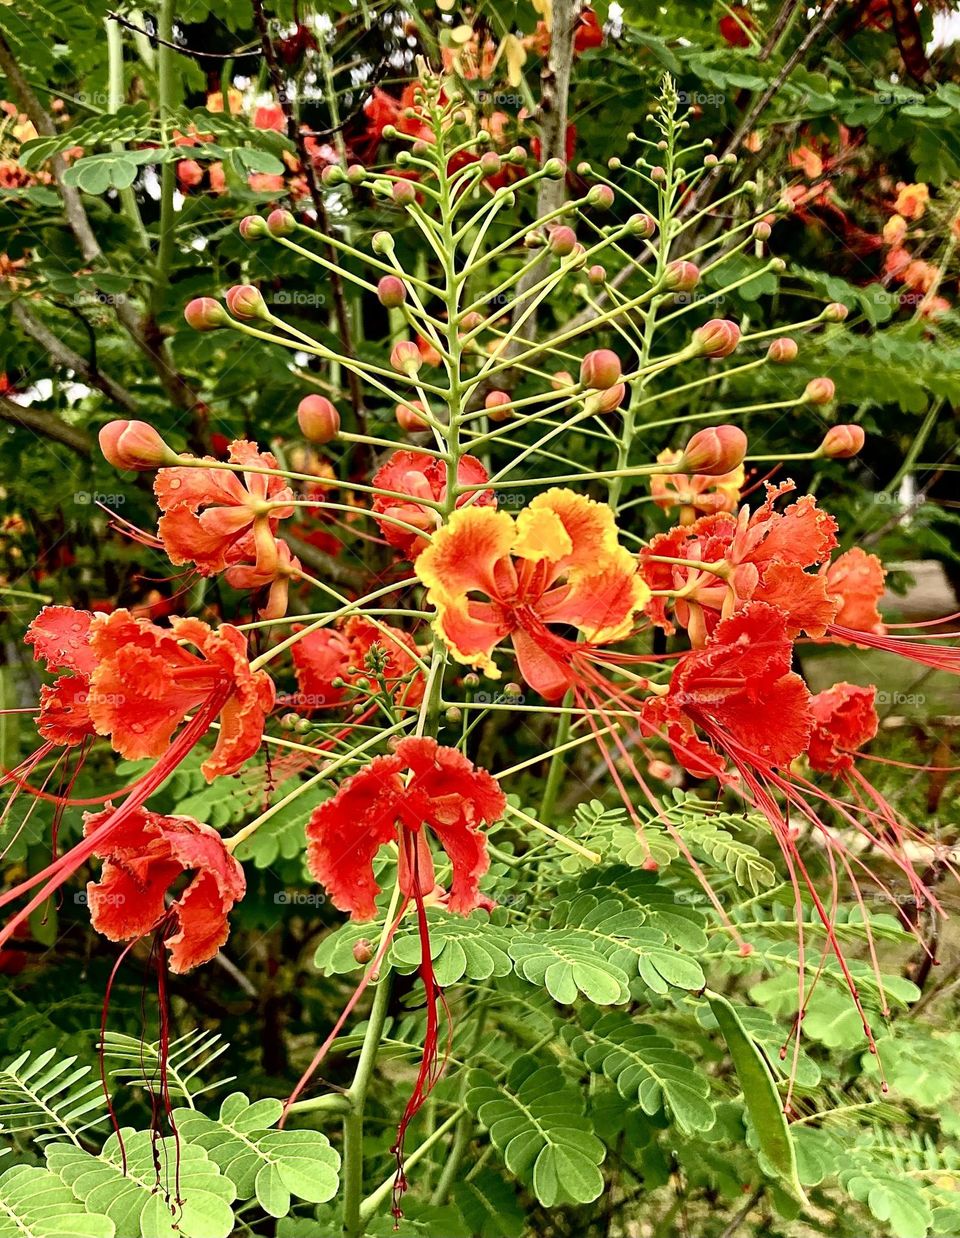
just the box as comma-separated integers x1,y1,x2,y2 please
415,489,649,699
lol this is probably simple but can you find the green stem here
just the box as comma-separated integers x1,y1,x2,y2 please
151,0,176,317
342,972,393,1238
105,18,148,246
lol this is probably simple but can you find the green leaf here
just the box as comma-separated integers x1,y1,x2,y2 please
706,990,806,1205
467,1058,605,1206
562,1010,715,1135
47,1129,236,1238
509,932,631,1005
174,1092,340,1218
393,911,513,986
0,1048,108,1145
0,1163,115,1238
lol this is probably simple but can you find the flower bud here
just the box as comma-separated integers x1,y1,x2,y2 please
184,297,228,331
485,390,512,422
650,165,666,182
587,184,614,210
479,151,502,176
626,213,656,237
99,420,177,471
664,260,700,292
346,163,366,185
377,275,407,308
549,225,577,256
507,145,527,165
297,395,341,444
679,425,747,475
392,179,417,205
372,231,395,255
647,759,674,781
239,214,268,240
767,337,798,364
580,348,622,389
542,158,565,179
823,302,849,322
551,370,574,390
588,382,626,413
691,318,741,358
461,311,484,331
820,424,864,459
396,400,428,432
266,208,296,237
225,284,267,320
390,341,422,375
321,165,346,186
804,377,836,405
752,220,771,241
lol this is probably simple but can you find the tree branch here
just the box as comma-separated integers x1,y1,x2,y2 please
11,300,139,413
0,396,91,455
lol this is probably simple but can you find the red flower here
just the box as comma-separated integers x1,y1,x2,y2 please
808,683,878,774
83,807,245,972
640,482,840,645
87,610,274,780
643,602,812,778
371,450,496,559
155,439,294,577
306,737,505,919
719,6,756,46
416,489,649,700
575,8,604,50
291,615,424,711
824,547,886,637
25,606,97,745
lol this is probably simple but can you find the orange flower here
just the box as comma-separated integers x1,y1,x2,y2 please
416,489,649,699
893,181,929,220
882,214,908,247
824,547,885,636
649,448,744,524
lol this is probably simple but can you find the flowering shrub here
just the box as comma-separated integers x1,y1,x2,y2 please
2,8,960,1238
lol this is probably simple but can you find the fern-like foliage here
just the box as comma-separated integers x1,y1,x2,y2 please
0,1048,107,1145
101,1029,235,1102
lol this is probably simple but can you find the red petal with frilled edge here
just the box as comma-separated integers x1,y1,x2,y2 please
86,610,273,779
825,546,887,636
755,561,840,637
733,484,839,570
394,737,505,914
668,602,813,771
83,808,245,973
371,450,495,559
808,683,879,774
306,752,406,919
25,606,97,676
37,677,95,746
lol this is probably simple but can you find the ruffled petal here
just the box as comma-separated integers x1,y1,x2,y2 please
755,561,840,638
808,682,878,774
825,547,886,635
305,752,405,919
37,677,95,746
25,606,97,676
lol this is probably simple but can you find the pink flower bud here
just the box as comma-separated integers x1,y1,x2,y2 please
767,337,798,364
352,938,373,964
266,208,296,236
396,400,428,432
297,395,341,444
392,180,417,206
820,424,864,458
390,340,422,374
804,377,836,405
549,226,577,256
823,302,849,322
239,214,268,240
647,759,674,781
587,184,615,210
377,275,407,308
680,425,747,475
580,348,622,389
589,383,626,413
479,151,502,176
346,164,367,185
461,311,484,331
99,420,176,471
665,260,700,292
626,213,656,237
485,390,512,422
225,284,267,319
752,220,771,241
184,297,228,331
692,319,741,358
587,264,606,285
